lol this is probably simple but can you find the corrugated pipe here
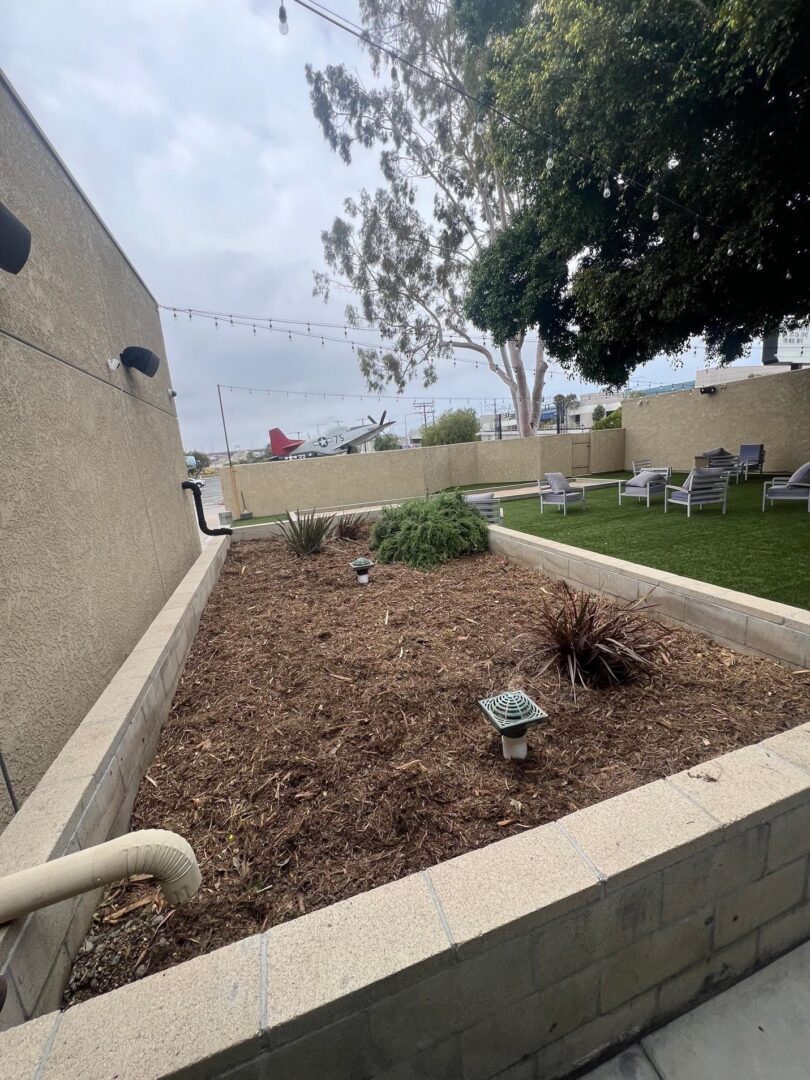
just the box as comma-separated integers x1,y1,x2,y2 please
181,480,233,536
0,829,201,925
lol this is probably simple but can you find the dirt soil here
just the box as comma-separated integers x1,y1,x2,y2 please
65,534,810,1005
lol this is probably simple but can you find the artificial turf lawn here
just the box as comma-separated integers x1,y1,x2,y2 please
502,473,810,609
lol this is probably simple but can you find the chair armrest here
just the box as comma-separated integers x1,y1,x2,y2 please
664,484,681,493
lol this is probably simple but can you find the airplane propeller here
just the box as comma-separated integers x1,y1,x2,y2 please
367,411,388,426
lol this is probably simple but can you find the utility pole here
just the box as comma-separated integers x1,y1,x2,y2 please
415,400,434,431
217,384,240,516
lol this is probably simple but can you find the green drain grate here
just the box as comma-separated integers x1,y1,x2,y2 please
478,690,547,736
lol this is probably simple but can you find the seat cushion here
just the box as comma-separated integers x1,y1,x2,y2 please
626,469,665,488
702,447,731,458
788,462,810,486
768,487,810,500
545,472,572,494
668,489,690,503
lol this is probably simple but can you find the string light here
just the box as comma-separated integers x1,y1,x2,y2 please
545,148,554,170
602,179,611,200
727,244,734,257
757,259,764,271
652,203,660,222
475,119,485,136
278,3,289,34
786,269,792,280
692,221,700,241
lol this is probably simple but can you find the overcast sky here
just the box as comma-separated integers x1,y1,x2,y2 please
5,0,763,450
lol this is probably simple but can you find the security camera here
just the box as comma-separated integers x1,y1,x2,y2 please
107,346,162,378
0,201,31,275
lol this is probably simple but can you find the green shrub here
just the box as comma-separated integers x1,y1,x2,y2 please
592,406,621,429
280,509,334,556
370,492,488,570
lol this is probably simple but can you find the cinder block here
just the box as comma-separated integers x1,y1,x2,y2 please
73,759,126,850
534,988,658,1080
368,968,458,1068
426,823,600,954
542,551,570,578
0,774,93,879
0,1011,60,1068
657,932,757,1018
43,935,263,1079
715,858,807,948
761,725,810,774
758,901,810,965
535,875,662,988
265,873,451,1045
560,780,716,891
373,1035,460,1080
641,588,686,624
459,968,598,1080
264,1013,371,1080
667,746,810,832
601,907,712,1012
64,885,105,962
683,598,747,646
32,943,72,1017
746,617,809,666
662,826,767,923
453,933,535,1026
767,802,810,871
598,571,639,603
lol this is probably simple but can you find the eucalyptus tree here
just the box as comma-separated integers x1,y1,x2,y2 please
305,0,567,436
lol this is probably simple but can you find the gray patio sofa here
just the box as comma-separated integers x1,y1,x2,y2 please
762,463,810,512
538,472,586,515
696,447,743,483
665,468,728,516
464,491,503,524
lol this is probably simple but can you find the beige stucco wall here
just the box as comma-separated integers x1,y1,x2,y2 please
0,72,200,823
221,428,628,517
623,368,810,473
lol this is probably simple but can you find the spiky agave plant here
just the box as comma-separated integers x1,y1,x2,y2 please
536,583,670,694
333,511,370,541
279,509,334,556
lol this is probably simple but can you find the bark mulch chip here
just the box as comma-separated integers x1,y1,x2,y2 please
65,534,810,1005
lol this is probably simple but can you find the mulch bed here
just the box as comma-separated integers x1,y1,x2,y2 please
65,533,810,1005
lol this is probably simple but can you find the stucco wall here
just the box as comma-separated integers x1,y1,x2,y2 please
0,72,200,823
221,428,627,517
623,367,810,473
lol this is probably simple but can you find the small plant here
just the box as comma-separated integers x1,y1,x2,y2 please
279,509,334,556
333,511,369,541
536,583,670,693
370,492,488,570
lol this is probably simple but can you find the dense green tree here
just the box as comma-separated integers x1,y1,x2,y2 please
420,407,480,446
186,450,211,473
461,0,810,385
373,432,401,451
592,407,622,430
591,404,606,424
306,0,564,435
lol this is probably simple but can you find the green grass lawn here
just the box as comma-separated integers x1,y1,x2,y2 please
502,473,810,609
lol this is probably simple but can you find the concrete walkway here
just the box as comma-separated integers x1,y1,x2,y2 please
584,942,810,1079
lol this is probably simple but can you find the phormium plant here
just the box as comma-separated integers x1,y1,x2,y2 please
280,509,335,556
333,511,370,541
536,583,670,693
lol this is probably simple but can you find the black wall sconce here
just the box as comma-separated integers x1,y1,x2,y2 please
0,200,31,275
107,346,161,378
699,386,717,395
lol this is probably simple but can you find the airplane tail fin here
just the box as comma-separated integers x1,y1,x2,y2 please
268,427,304,457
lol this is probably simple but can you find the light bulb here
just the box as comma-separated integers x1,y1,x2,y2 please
391,65,398,84
475,120,485,136
727,245,733,257
546,149,554,170
278,3,289,33
692,223,700,241
786,268,792,280
602,181,611,199
652,204,660,222
757,259,763,271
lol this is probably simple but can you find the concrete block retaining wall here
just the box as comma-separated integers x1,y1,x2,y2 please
488,524,810,668
0,537,229,1031
5,729,810,1078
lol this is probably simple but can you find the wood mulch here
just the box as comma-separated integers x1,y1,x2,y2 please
65,533,810,1005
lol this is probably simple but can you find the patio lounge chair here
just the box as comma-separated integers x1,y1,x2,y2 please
665,468,728,517
619,469,668,508
464,492,503,524
538,473,586,515
762,463,810,512
632,459,672,479
739,443,765,480
696,447,742,483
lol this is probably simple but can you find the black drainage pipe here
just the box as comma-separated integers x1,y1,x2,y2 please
182,480,233,536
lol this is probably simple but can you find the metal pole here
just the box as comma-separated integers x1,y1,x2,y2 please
0,749,19,814
217,384,240,517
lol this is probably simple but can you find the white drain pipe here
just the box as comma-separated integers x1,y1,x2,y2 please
0,829,201,925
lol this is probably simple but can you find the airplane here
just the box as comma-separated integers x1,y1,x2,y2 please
268,412,397,459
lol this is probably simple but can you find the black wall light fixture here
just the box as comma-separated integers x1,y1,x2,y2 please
699,386,718,395
107,346,161,378
0,200,32,275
